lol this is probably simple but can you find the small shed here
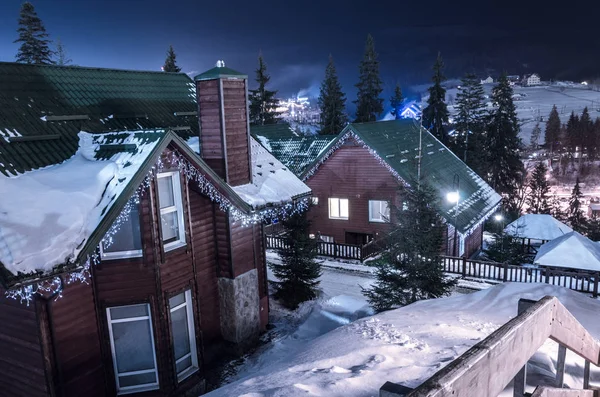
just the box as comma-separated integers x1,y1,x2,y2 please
534,231,600,271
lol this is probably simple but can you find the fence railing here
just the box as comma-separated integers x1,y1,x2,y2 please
381,296,600,397
265,235,384,262
442,256,600,297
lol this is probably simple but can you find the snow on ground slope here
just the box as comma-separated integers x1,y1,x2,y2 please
206,283,600,397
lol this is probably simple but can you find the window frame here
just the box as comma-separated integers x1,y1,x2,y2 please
311,197,319,205
368,200,390,223
168,289,199,383
328,198,349,220
157,171,186,251
106,303,160,395
99,199,143,260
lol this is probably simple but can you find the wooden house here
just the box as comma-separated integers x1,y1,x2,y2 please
0,62,310,396
255,120,501,257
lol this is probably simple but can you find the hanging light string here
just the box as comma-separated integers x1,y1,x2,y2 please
5,147,309,304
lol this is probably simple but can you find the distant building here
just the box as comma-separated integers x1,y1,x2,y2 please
507,75,521,82
522,73,541,86
480,76,494,84
400,101,422,119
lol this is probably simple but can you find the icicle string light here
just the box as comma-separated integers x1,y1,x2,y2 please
6,148,308,304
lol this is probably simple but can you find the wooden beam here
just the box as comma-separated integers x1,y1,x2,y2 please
556,344,567,388
551,303,600,365
531,386,596,397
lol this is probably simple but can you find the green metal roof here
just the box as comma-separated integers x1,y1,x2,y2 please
194,66,247,81
0,62,198,176
250,123,298,140
255,135,336,175
304,120,502,234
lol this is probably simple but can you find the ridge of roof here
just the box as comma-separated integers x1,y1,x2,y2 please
0,61,192,77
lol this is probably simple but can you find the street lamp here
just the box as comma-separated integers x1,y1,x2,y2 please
447,174,460,256
494,213,505,258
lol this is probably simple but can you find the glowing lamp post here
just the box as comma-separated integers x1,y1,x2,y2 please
447,174,460,256
494,213,505,257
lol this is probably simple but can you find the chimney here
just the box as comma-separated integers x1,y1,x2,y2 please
194,61,252,186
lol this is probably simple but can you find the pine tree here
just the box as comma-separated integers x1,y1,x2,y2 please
567,178,587,233
566,111,580,161
354,34,384,122
268,211,321,309
580,107,593,162
484,74,524,196
162,45,181,73
390,83,404,119
55,38,71,66
14,2,54,64
318,55,348,135
362,180,455,312
530,122,541,150
586,215,600,242
454,73,486,164
545,105,561,161
422,53,449,145
550,194,566,222
249,54,281,125
526,162,551,214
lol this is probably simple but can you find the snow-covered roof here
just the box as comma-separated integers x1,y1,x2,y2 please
205,283,600,397
534,231,600,271
504,214,572,241
0,130,161,276
232,138,311,207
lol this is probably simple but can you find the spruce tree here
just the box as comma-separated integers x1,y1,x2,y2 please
14,2,54,64
249,54,280,125
422,53,449,145
586,215,600,242
526,162,551,214
318,55,348,135
545,105,561,161
530,122,541,150
484,74,524,196
269,211,321,309
162,45,181,73
362,180,455,312
567,178,587,233
390,83,404,119
55,38,71,66
353,34,384,122
566,111,580,161
550,194,566,222
454,73,486,164
580,107,593,162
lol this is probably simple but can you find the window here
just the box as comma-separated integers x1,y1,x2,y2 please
100,198,143,259
157,172,186,250
320,235,334,243
328,198,349,219
107,304,159,395
311,197,319,205
369,200,390,223
169,290,198,382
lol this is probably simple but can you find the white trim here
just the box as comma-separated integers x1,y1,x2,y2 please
368,200,390,223
106,304,159,395
328,198,349,220
100,245,143,260
169,290,199,383
157,171,187,251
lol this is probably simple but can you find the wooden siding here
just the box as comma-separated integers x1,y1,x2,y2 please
197,79,226,178
49,282,105,397
221,79,250,186
230,219,257,278
306,139,397,243
0,289,49,397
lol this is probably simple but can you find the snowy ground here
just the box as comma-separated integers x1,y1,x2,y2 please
207,282,600,397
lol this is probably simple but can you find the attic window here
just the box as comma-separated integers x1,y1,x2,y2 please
157,171,186,251
100,197,143,260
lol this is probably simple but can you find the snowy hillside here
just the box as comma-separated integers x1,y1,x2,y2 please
206,283,600,396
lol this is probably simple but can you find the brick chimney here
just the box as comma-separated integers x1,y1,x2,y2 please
194,61,252,186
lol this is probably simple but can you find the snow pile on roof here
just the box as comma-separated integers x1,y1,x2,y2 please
0,130,161,275
206,283,600,397
505,214,572,241
233,138,311,207
535,231,600,271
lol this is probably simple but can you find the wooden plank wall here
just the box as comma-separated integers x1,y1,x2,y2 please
49,282,105,397
230,219,257,278
465,224,483,258
214,209,232,279
197,79,226,178
306,139,397,243
0,288,49,397
221,79,251,186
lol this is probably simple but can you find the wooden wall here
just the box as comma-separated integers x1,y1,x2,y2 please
221,79,251,186
197,79,226,178
306,139,397,243
49,282,105,397
0,288,50,397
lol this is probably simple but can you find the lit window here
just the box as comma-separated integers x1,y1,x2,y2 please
106,304,159,395
311,197,319,205
157,172,186,251
328,198,349,219
100,198,143,259
369,200,390,223
320,235,334,243
169,290,199,382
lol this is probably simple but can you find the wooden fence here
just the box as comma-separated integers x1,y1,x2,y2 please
442,256,600,297
266,235,383,262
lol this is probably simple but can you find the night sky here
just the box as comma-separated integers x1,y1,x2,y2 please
0,0,599,111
